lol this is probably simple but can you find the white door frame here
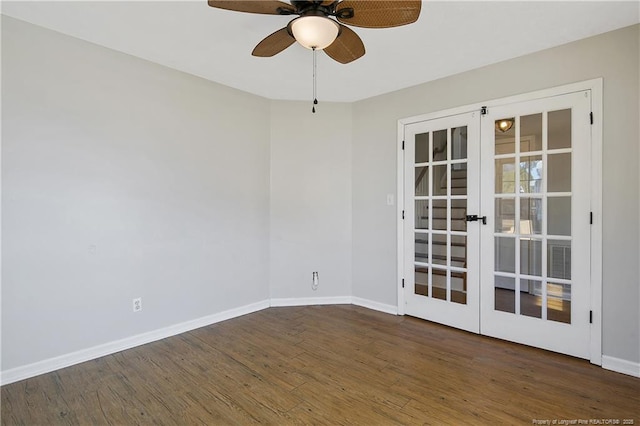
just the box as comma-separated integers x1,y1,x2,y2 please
396,78,603,365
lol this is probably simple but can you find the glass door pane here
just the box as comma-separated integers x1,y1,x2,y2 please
412,126,469,305
492,109,570,322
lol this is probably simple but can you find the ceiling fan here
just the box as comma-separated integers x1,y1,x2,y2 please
207,0,422,64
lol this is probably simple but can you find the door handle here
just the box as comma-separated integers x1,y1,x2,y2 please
466,215,487,225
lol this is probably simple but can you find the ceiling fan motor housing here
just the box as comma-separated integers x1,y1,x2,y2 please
282,1,354,19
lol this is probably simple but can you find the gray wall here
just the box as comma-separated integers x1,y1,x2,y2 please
269,101,352,300
351,24,640,364
1,16,271,370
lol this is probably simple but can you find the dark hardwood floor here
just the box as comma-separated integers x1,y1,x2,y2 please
2,305,639,425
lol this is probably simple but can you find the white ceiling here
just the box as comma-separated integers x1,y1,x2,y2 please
2,1,639,102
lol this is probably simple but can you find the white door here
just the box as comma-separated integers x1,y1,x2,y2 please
403,111,481,333
402,89,593,359
479,90,592,359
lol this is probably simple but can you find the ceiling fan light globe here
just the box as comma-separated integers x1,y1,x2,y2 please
290,16,339,50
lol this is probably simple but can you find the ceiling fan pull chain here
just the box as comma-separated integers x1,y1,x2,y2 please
312,47,317,113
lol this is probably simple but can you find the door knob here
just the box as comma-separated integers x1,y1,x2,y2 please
466,215,487,225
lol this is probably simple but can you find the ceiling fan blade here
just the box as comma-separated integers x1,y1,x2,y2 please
208,0,295,15
252,27,296,57
323,24,365,64
336,0,421,28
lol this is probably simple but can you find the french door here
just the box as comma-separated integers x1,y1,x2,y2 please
479,91,591,358
402,89,593,359
403,111,481,333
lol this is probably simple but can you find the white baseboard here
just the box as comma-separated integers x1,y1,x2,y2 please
8,298,636,385
1,297,396,385
352,297,398,315
269,296,398,316
0,299,270,386
270,296,352,307
601,355,640,378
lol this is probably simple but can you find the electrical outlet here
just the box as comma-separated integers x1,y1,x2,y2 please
133,297,142,312
312,272,319,290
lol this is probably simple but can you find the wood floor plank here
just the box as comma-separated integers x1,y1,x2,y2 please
2,305,639,425
290,379,421,425
289,351,410,410
190,325,307,391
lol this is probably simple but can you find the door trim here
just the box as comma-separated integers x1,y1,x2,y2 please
396,78,603,365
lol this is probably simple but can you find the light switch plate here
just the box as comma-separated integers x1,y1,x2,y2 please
386,194,394,206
